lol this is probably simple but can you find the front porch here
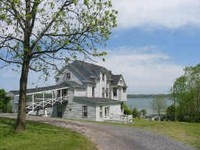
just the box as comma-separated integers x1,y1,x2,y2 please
10,82,72,117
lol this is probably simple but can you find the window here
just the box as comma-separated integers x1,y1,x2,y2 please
82,106,88,118
62,89,68,96
99,106,103,118
57,90,61,97
102,87,105,98
106,88,108,97
123,87,126,93
113,88,117,97
102,73,105,81
105,107,109,117
66,73,71,79
92,86,95,97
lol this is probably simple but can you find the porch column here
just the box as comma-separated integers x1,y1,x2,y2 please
42,92,45,109
32,94,35,111
61,89,63,103
51,91,54,106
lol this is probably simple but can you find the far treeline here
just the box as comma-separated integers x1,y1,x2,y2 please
127,94,170,99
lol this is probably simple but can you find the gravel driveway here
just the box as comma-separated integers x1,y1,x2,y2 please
0,114,194,150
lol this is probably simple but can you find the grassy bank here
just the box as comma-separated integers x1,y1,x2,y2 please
0,117,96,150
131,119,200,149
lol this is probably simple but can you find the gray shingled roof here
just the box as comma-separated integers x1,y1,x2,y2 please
56,60,126,87
9,81,84,95
111,75,121,85
74,96,122,105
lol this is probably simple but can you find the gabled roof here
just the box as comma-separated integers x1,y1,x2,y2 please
57,60,111,82
56,60,126,87
111,75,121,85
9,81,84,95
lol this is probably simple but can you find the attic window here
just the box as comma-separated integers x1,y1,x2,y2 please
66,73,71,79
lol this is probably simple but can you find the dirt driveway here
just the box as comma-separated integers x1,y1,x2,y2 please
29,116,193,150
0,114,194,150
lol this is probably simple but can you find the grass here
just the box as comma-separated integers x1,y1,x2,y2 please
131,119,200,149
0,117,96,150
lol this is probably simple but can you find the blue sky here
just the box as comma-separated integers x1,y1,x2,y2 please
0,0,200,94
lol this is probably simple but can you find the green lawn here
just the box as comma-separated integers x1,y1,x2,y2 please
131,119,200,149
0,117,96,150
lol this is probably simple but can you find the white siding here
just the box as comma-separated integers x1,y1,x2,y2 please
87,85,93,97
56,69,82,84
95,104,122,121
74,89,86,97
63,101,96,121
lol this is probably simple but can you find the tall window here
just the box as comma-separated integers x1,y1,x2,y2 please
82,106,88,118
123,87,126,93
105,107,109,117
102,73,105,81
99,106,103,118
106,88,109,98
92,86,95,97
102,87,105,98
113,88,117,97
62,89,68,96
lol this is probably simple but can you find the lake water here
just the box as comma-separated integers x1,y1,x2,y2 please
127,97,173,114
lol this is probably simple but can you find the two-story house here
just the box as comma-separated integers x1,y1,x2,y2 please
9,60,128,122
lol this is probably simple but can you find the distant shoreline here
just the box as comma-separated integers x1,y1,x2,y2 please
127,94,171,98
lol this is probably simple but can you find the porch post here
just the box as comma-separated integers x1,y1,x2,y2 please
32,94,35,111
61,89,63,103
51,91,54,106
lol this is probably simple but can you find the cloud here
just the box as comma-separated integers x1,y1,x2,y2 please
98,46,184,94
112,0,200,29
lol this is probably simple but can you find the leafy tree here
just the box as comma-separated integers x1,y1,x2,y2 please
0,0,117,132
123,103,132,115
152,97,166,121
0,89,11,113
171,64,200,122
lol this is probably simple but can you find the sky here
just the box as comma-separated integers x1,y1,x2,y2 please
0,0,200,94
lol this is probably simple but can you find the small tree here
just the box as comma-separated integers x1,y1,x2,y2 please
166,105,175,121
132,107,139,118
152,97,166,121
123,103,132,115
140,109,147,117
0,0,117,132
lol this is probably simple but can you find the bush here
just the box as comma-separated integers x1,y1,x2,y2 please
132,108,140,118
123,103,132,115
0,89,11,113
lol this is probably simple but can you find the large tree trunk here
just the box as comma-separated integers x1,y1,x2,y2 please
15,57,30,132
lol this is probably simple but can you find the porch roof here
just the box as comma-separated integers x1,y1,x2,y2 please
10,81,83,95
74,96,122,105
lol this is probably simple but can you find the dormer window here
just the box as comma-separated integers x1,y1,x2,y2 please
66,73,71,79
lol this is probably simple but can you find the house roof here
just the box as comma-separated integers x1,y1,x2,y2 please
9,81,83,95
111,75,121,85
74,96,122,105
57,60,125,86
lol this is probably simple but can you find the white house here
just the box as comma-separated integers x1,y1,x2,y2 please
10,60,130,122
